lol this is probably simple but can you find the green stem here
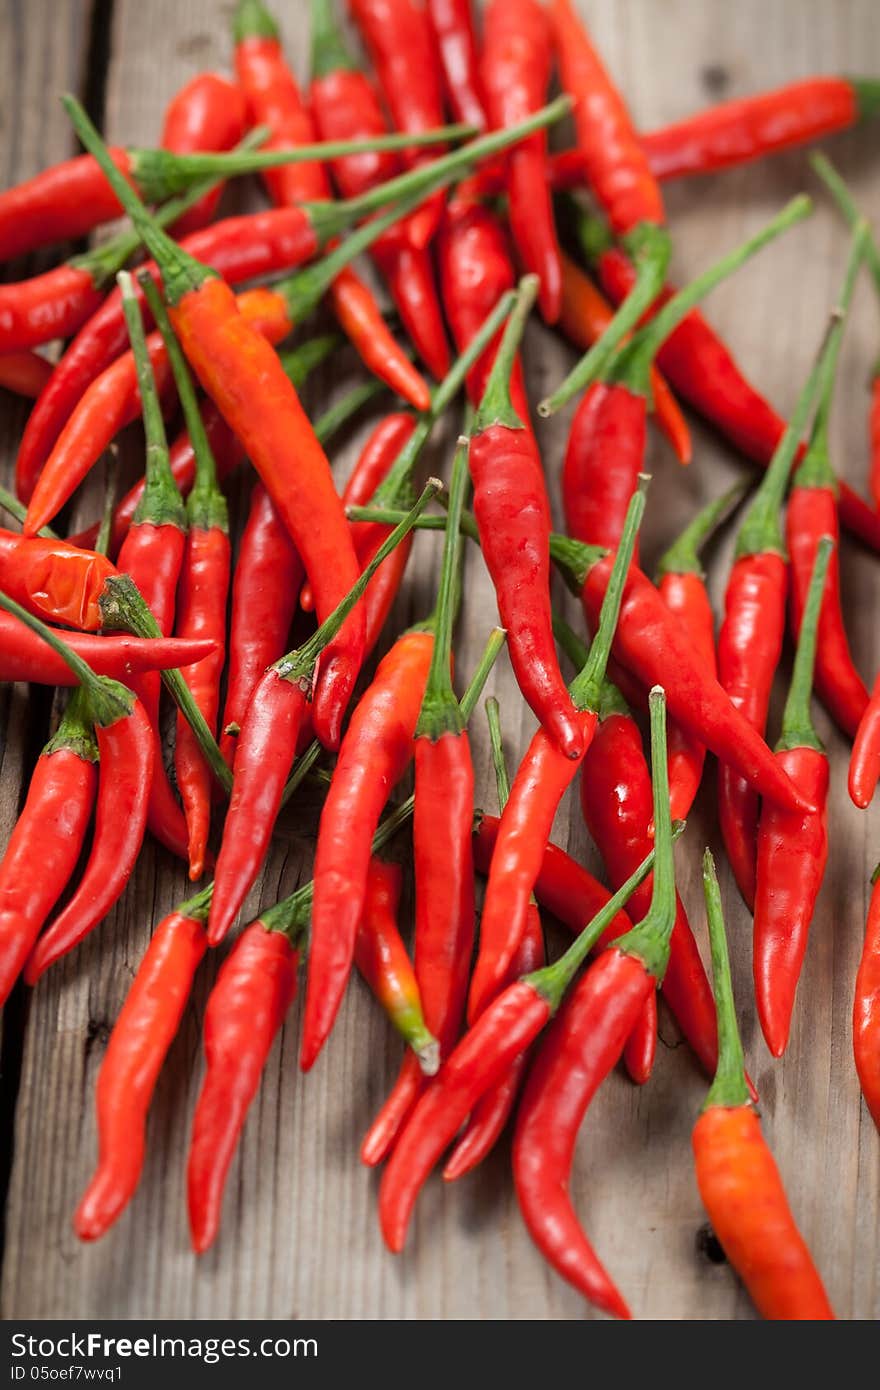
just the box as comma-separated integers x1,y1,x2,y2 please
777,535,832,753
538,221,671,416
611,687,676,979
138,271,228,534
0,484,54,535
43,685,99,762
810,152,880,300
68,127,267,287
177,880,215,923
119,270,187,532
473,275,539,431
93,458,118,558
569,476,647,711
278,334,341,390
551,611,589,671
701,849,750,1110
0,589,130,726
485,697,511,810
371,289,515,507
656,478,750,580
313,378,385,443
276,480,441,685
233,0,278,41
97,573,232,790
609,196,812,398
795,222,868,488
415,440,470,737
735,314,842,560
310,0,356,77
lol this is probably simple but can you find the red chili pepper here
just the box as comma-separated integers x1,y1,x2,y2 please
656,481,747,822
349,0,448,249
307,629,433,1063
187,920,300,1254
579,682,722,1083
208,489,435,948
558,250,691,464
427,0,487,130
379,694,671,1268
561,196,810,552
115,271,191,863
438,196,528,417
140,274,231,880
642,76,880,183
0,619,216,685
468,482,645,1022
0,529,116,631
468,276,581,757
443,697,544,1181
851,675,880,808
355,859,438,1071
74,887,210,1241
0,351,52,399
481,0,561,322
160,73,249,235
695,851,835,1319
512,688,677,1317
0,689,97,1006
854,869,880,1130
754,539,832,1058
309,0,449,383
785,232,869,740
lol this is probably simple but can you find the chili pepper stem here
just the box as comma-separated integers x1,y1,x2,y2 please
701,850,750,1110
811,153,880,299
656,479,750,580
415,441,470,739
473,275,539,431
777,537,833,753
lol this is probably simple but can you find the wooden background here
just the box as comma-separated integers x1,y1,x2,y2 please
1,0,879,1321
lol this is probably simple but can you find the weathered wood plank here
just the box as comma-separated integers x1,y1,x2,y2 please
2,0,880,1320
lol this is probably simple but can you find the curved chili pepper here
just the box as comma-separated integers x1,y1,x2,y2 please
0,620,215,685
580,683,721,1083
754,539,832,1058
427,0,486,130
642,76,880,183
379,695,672,1261
160,72,248,235
512,687,677,1317
657,481,747,822
558,250,690,464
187,920,300,1254
349,0,448,249
696,851,835,1318
854,869,880,1130
74,887,210,1241
0,529,116,631
850,670,880,808
0,351,52,399
356,859,438,1071
443,697,544,1181
116,271,191,863
468,483,646,1022
470,275,580,757
0,690,97,1006
542,0,671,414
140,273,231,879
561,196,810,552
481,0,561,322
309,0,449,384
307,629,433,1063
209,488,436,948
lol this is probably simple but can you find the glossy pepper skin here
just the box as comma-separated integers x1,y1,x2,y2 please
15,208,320,503
0,530,116,631
0,351,52,398
849,673,880,808
427,0,487,130
642,76,880,183
854,872,880,1129
187,923,299,1254
0,695,98,1006
160,73,249,236
481,0,561,322
563,382,648,555
0,618,216,684
694,852,835,1320
74,900,209,1241
355,860,437,1070
24,693,155,983
306,631,433,1066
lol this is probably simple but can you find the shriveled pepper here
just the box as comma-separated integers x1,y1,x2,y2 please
754,539,832,1058
0,529,116,631
694,851,835,1319
74,886,210,1241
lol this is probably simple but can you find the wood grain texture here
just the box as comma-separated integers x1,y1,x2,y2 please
1,0,879,1320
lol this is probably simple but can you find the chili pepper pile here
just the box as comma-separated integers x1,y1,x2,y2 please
3,0,880,1321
